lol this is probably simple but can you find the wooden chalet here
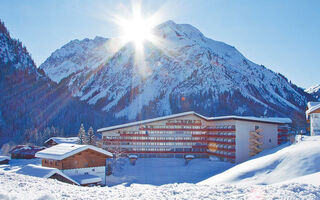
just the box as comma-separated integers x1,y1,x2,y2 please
44,137,79,147
35,143,112,186
10,145,45,159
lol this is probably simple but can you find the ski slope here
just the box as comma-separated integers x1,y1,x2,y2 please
199,136,320,185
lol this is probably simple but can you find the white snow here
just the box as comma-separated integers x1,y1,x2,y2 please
35,143,112,160
106,158,234,186
199,136,320,185
0,169,319,200
1,136,320,200
305,84,320,94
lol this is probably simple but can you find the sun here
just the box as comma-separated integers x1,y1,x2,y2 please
121,15,154,47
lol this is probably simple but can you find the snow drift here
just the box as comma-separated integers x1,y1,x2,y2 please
199,136,320,185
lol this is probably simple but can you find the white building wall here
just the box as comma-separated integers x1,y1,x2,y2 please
235,121,278,163
62,166,106,185
310,113,320,136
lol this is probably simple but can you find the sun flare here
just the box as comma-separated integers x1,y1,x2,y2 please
121,16,154,47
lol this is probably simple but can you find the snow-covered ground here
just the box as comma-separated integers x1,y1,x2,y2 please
0,158,234,186
107,158,234,186
199,136,320,185
1,136,320,199
0,170,319,200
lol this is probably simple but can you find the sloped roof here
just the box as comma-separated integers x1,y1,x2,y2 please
44,137,79,145
16,164,79,185
97,111,208,132
69,174,101,185
97,111,292,132
0,156,10,162
306,102,320,118
35,143,112,160
208,116,292,124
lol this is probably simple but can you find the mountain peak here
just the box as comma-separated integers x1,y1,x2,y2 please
0,19,37,72
305,84,320,100
0,20,10,38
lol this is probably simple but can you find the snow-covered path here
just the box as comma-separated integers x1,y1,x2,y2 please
0,171,319,200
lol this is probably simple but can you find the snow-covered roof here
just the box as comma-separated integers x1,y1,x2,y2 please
16,164,79,185
97,111,208,132
306,102,320,118
44,137,79,145
0,156,10,162
97,111,292,132
208,116,292,124
185,155,195,159
69,174,102,185
128,155,138,159
35,143,112,160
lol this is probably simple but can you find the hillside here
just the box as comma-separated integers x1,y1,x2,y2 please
199,136,320,185
0,20,107,145
40,20,314,125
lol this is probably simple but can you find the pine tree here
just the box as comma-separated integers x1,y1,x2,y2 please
77,123,87,144
87,126,95,146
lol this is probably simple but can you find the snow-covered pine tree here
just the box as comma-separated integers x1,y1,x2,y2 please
87,126,96,146
77,123,87,144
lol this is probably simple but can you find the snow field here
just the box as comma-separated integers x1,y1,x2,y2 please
0,171,319,200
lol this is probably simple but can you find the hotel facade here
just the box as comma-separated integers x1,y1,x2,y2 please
98,112,291,163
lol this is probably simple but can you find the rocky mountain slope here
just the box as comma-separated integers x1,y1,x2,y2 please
305,84,320,100
0,20,107,145
40,20,314,124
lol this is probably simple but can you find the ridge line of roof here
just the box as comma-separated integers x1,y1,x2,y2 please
97,111,291,132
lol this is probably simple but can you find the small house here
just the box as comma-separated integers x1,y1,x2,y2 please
44,137,80,147
10,145,46,159
35,143,112,186
0,156,10,164
16,164,79,185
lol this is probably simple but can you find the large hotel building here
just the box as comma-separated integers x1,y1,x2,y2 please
98,111,291,163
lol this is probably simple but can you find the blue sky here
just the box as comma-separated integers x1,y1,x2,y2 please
0,0,319,88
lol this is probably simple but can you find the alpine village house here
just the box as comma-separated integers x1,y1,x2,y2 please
35,143,112,186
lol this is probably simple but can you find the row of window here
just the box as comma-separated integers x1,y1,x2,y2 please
141,125,203,129
166,119,201,124
208,150,235,156
108,147,207,152
208,138,235,143
105,136,207,141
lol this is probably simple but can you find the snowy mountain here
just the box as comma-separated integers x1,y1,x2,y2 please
305,84,320,100
0,20,107,145
40,20,314,123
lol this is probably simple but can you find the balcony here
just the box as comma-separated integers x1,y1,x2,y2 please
249,128,263,157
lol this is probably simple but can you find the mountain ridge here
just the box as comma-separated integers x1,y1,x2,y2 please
40,20,314,124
